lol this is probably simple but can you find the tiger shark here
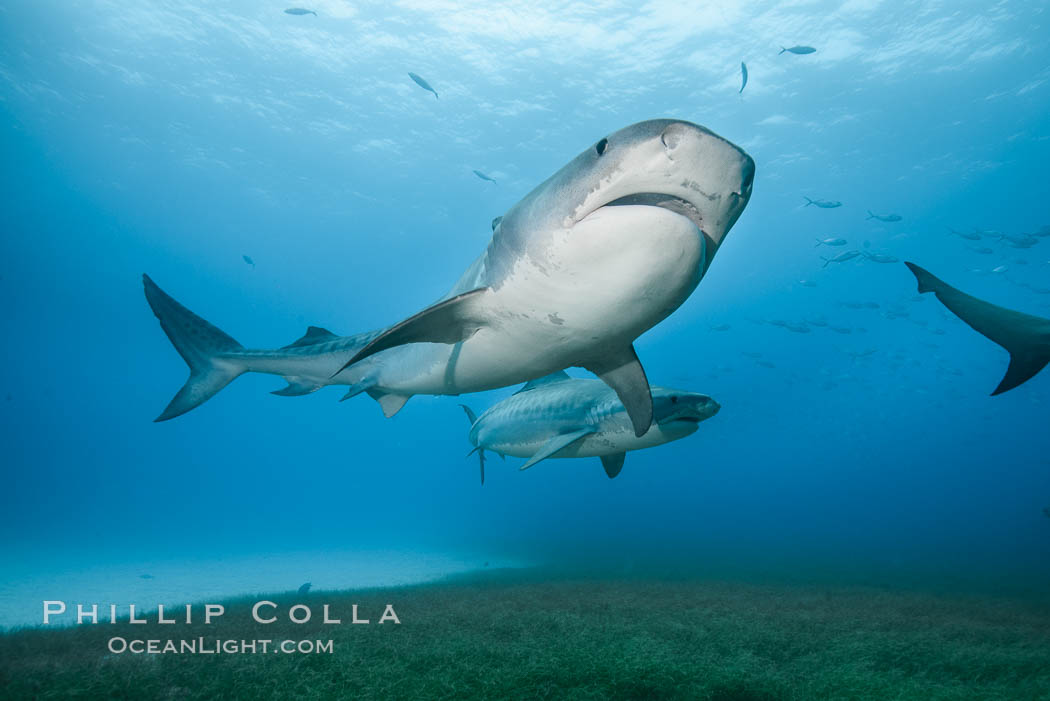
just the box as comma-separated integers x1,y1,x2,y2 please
905,262,1050,394
460,372,720,483
145,119,754,432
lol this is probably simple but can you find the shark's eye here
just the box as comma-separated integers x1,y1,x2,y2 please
670,396,678,404
595,138,608,156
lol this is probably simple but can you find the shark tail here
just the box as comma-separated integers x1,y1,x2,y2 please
143,275,246,421
904,261,1050,395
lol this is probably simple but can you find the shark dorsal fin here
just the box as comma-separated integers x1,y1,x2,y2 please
283,326,337,349
514,371,572,394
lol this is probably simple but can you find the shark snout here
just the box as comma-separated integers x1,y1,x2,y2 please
739,156,755,197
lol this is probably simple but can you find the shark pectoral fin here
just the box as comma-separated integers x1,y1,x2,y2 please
600,453,625,479
271,377,324,396
992,352,1050,396
520,428,595,471
333,287,492,376
366,388,411,418
582,346,653,438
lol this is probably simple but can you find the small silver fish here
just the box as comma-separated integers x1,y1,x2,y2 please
473,170,497,185
821,251,861,267
814,237,847,247
284,8,317,16
780,45,816,55
408,72,438,99
804,197,842,208
866,211,902,222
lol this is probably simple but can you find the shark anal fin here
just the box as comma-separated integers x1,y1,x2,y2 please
582,346,652,437
366,389,411,418
600,453,625,479
520,428,595,471
993,352,1050,396
334,287,491,375
271,377,323,396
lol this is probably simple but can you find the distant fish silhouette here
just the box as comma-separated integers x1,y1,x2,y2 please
1043,506,1050,519
905,262,1050,394
739,62,748,93
284,8,317,16
473,170,497,185
804,197,842,208
947,227,982,241
298,582,311,595
243,255,255,269
814,237,847,247
780,45,816,55
867,211,902,222
408,72,438,99
140,574,154,580
863,252,899,264
821,251,861,267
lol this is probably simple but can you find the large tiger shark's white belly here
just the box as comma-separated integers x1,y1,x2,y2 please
375,205,705,396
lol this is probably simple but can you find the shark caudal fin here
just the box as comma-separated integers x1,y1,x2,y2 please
143,275,246,421
904,262,1050,395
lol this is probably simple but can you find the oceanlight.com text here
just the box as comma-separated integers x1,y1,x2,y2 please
107,637,334,655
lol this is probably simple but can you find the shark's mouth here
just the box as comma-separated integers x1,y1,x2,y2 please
658,414,705,426
604,193,706,234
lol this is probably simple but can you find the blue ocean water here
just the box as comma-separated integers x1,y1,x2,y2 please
2,1,1049,627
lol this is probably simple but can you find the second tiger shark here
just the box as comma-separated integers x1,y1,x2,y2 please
145,119,754,434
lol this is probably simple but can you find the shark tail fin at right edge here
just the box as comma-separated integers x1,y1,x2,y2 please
904,261,939,294
904,261,1050,395
143,274,246,422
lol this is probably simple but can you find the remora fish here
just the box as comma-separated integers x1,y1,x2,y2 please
460,372,720,483
780,46,816,55
145,120,754,433
905,262,1050,394
473,169,497,184
284,8,317,16
739,62,748,93
804,197,841,208
867,211,902,222
408,72,438,99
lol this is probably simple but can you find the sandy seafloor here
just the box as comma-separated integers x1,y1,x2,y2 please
0,548,517,629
